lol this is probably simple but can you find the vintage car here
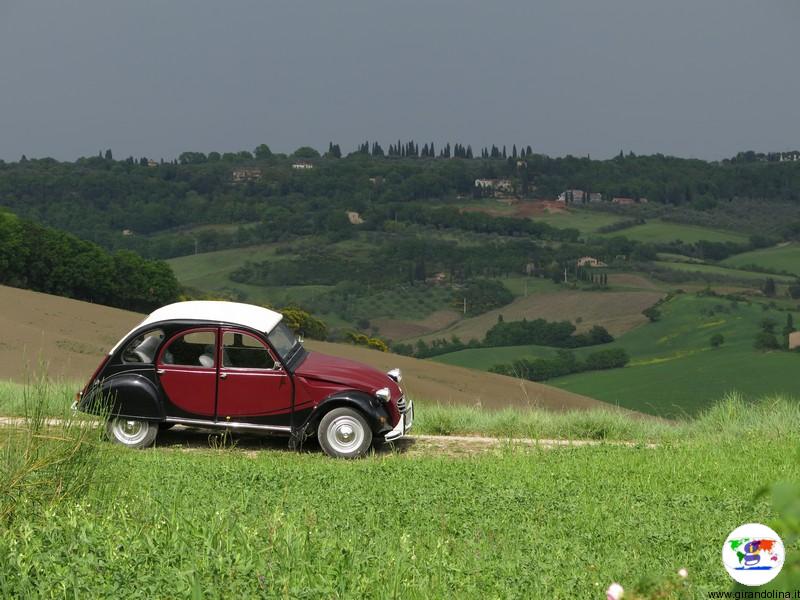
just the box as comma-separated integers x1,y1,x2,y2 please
76,301,412,458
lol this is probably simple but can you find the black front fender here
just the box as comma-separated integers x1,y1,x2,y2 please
79,373,164,421
299,390,392,438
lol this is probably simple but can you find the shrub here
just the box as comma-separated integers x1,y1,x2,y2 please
754,332,781,351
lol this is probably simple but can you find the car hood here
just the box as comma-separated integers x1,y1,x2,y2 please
294,351,400,397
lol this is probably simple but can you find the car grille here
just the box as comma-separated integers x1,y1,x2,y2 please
397,395,407,413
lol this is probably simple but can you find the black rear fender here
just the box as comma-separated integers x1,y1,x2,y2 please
79,373,164,421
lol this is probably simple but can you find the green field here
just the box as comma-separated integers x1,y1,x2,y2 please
2,387,800,597
722,243,800,277
434,294,800,417
653,260,796,283
600,220,748,244
528,209,627,235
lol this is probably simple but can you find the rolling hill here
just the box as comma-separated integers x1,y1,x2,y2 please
0,285,618,413
414,289,664,343
433,293,800,417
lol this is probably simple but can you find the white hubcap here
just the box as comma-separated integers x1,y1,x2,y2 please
111,418,149,445
327,416,364,453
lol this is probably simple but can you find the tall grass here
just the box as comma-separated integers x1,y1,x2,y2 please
413,391,800,442
0,376,106,521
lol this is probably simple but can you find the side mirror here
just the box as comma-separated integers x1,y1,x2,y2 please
273,361,283,371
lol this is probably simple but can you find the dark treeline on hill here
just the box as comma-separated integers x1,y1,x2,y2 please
1,145,800,259
0,211,180,312
484,319,614,348
228,234,646,306
489,348,630,382
392,319,614,359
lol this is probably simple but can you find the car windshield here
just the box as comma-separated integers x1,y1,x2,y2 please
267,322,300,362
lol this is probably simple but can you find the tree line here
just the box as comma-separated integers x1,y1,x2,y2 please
2,148,800,262
0,210,180,312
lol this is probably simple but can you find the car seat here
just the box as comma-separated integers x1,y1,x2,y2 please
133,335,161,363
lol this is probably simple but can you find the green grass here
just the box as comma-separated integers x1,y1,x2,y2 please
497,275,562,297
433,294,800,417
167,244,279,284
653,260,796,283
1,392,799,597
529,209,627,234
721,243,800,277
432,343,555,370
600,220,748,244
167,245,335,306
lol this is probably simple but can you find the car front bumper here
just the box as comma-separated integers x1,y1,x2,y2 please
384,398,413,442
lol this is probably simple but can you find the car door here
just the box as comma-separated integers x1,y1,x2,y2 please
216,329,293,422
156,328,218,417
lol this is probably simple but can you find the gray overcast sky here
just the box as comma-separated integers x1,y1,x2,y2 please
1,0,798,162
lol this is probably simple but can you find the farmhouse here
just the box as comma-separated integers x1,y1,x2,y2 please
232,167,262,183
121,229,134,236
557,190,602,204
346,211,364,225
611,196,648,205
292,161,314,170
576,256,607,268
474,178,513,193
425,272,447,285
790,331,800,351
147,159,158,168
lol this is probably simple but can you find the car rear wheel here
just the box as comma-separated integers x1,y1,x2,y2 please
318,407,372,459
106,417,158,449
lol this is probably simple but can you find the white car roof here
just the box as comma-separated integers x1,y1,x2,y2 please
109,301,283,354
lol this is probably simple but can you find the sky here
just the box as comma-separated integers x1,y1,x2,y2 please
0,0,798,162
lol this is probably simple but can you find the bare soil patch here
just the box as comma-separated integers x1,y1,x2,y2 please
413,289,664,343
373,309,460,341
0,285,141,382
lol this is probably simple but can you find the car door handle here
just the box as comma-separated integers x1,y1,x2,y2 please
156,369,165,375
219,373,228,379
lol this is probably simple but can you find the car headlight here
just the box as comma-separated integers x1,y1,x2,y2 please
387,368,402,383
375,387,391,403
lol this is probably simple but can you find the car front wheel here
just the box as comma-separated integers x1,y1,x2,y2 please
317,407,372,458
106,417,158,449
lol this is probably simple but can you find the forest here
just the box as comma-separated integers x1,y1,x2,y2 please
1,146,799,261
0,210,179,312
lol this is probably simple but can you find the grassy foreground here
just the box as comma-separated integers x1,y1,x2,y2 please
1,382,800,597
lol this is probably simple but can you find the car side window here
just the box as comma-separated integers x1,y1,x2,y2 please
161,331,216,367
222,331,275,369
121,329,165,364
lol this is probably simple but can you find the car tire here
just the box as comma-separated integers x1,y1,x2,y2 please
317,407,372,459
106,417,158,449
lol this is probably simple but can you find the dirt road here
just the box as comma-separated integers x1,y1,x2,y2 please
0,419,654,457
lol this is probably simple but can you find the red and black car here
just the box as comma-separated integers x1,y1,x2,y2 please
76,301,413,458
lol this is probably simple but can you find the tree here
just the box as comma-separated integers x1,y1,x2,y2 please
710,333,724,349
761,317,778,334
254,144,272,159
784,313,796,348
292,146,320,159
754,331,780,351
643,306,661,322
762,277,777,297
